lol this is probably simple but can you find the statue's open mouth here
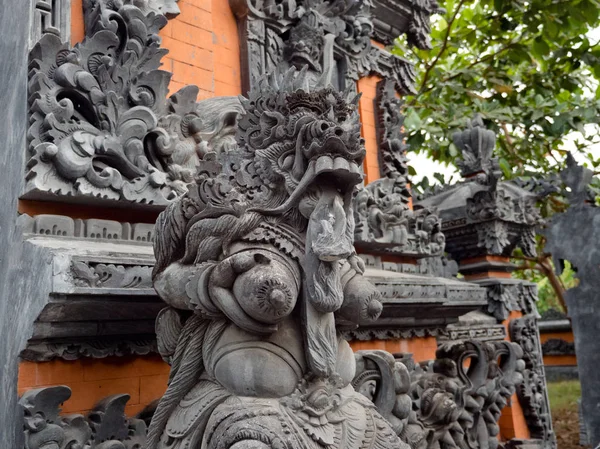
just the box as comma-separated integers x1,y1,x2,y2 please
255,154,362,217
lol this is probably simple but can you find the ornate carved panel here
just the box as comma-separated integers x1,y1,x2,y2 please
510,315,557,448
417,116,543,261
25,1,237,208
230,0,430,95
354,78,445,257
20,386,148,449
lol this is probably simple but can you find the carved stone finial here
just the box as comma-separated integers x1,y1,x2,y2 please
454,114,498,178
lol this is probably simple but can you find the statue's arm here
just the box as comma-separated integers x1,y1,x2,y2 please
154,248,300,334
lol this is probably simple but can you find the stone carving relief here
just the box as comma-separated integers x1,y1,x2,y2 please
541,338,575,356
370,0,444,47
21,338,525,448
509,315,556,447
30,0,71,47
353,341,524,449
418,116,543,261
21,338,157,362
19,213,156,241
354,79,445,257
230,0,432,95
26,1,240,207
146,68,409,449
20,386,148,449
485,280,539,322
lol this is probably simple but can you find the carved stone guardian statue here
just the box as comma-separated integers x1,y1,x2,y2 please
147,67,408,449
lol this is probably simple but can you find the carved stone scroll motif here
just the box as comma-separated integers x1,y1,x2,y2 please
230,0,436,95
354,78,445,257
354,340,525,449
25,1,238,208
20,385,148,449
510,315,557,448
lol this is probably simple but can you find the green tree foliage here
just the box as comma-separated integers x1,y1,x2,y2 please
397,0,600,179
395,0,600,311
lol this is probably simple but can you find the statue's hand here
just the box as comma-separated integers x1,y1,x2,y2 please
209,249,300,334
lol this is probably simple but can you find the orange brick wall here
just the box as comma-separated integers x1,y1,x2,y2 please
70,0,241,97
160,0,241,97
540,330,577,366
357,75,382,184
498,310,531,440
21,0,243,416
349,336,438,363
18,355,169,416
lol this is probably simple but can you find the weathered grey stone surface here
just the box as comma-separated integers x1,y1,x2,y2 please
29,0,71,47
417,116,543,262
230,0,428,95
399,340,524,449
20,385,147,449
0,0,62,445
370,0,444,46
543,154,600,446
146,67,411,449
16,210,487,362
510,315,556,447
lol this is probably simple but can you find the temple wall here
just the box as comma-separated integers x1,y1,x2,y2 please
18,355,169,416
11,1,550,445
15,0,242,417
16,0,443,413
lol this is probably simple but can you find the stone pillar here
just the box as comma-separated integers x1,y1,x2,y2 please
416,116,557,448
0,0,55,445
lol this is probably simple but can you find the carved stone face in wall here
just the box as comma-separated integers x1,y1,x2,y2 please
284,13,325,72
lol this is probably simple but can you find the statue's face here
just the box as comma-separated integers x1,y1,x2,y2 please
285,20,325,72
245,87,365,211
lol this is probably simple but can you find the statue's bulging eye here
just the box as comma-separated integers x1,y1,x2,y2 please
280,152,295,170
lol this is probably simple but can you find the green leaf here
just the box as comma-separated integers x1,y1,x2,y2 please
532,37,551,58
498,157,512,178
404,109,423,130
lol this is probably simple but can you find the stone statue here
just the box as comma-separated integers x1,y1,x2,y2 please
147,67,407,449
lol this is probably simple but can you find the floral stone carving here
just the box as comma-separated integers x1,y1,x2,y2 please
510,315,556,447
26,1,238,207
20,385,147,449
354,79,445,257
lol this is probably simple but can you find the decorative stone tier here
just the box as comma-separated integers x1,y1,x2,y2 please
18,214,486,362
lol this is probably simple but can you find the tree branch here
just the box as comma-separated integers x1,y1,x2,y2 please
418,0,467,93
